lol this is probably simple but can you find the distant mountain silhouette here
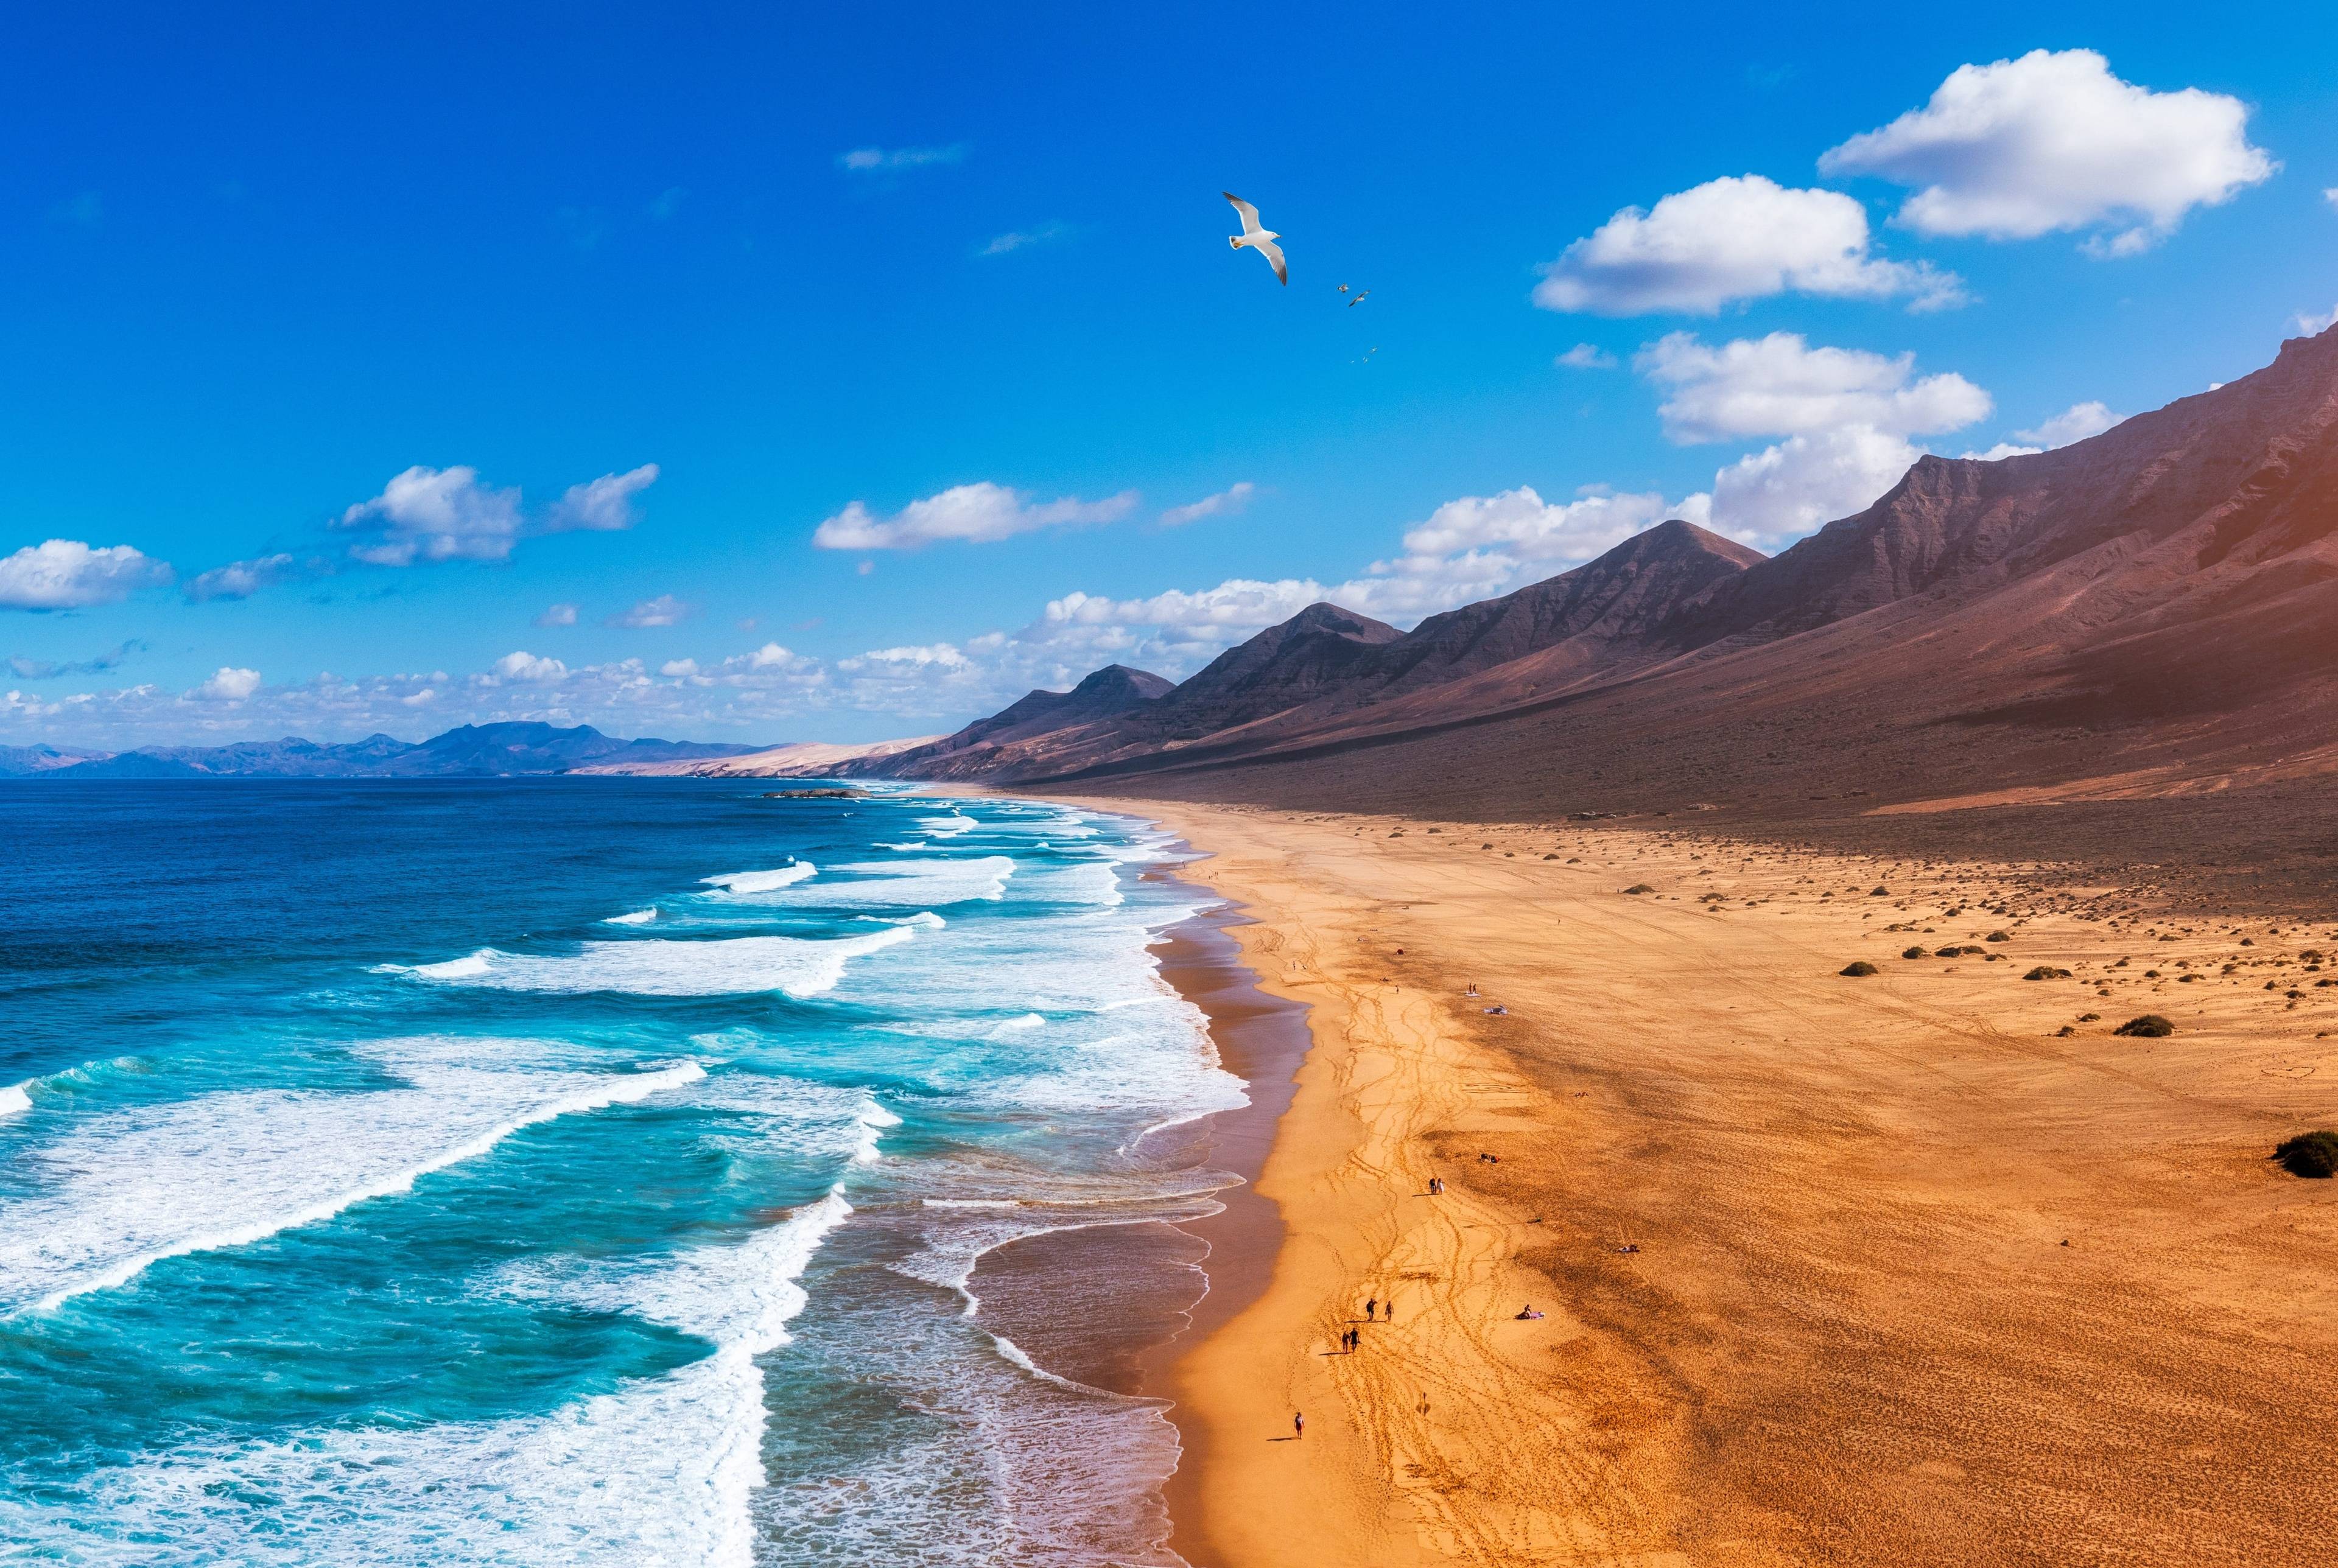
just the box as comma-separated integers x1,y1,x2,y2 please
19,723,762,780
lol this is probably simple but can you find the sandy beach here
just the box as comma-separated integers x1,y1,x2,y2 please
1101,799,2338,1567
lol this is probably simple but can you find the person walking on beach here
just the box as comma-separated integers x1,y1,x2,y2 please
1294,1411,1305,1440
1366,1296,1377,1320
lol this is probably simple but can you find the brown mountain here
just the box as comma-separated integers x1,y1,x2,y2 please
859,663,1172,780
871,323,2338,895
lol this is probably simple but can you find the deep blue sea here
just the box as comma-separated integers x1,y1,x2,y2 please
0,780,1241,1566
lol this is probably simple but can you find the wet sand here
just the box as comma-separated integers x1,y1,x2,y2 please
1079,799,2338,1567
958,863,1312,1564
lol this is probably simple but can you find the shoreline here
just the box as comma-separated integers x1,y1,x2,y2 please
952,822,1311,1567
1057,796,2338,1567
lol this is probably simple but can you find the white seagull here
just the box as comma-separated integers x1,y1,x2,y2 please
1223,192,1287,285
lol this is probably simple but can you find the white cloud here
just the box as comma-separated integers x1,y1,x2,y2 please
191,667,262,702
1556,344,1618,369
1636,332,1992,443
1961,399,2129,461
980,224,1069,256
838,145,965,172
490,651,568,684
0,539,173,609
610,593,692,628
184,553,298,603
1532,175,1965,316
1392,486,1674,570
812,481,1139,550
1703,426,1925,549
1020,485,1685,681
659,658,700,679
2298,303,2338,335
535,603,578,628
2017,401,2126,446
2326,188,2338,210
1820,49,2277,255
1160,483,1256,527
549,464,659,532
337,466,524,565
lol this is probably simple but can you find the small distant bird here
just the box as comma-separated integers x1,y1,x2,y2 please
1223,192,1287,285
1347,290,1371,307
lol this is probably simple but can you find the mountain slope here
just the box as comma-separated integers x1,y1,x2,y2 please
1042,322,2338,817
882,522,1766,783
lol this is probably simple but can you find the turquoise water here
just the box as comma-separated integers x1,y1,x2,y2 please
0,781,1240,1564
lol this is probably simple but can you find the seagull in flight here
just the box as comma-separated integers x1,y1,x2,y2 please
1347,289,1371,307
1223,192,1287,285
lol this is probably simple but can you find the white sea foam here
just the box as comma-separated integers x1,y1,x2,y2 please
992,1013,1045,1035
0,1181,849,1567
729,855,1015,910
700,861,816,894
603,908,657,926
388,926,915,998
916,813,978,837
0,1047,705,1314
851,1094,900,1166
0,1080,30,1118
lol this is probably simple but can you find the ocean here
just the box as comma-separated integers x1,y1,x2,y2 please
0,780,1249,1565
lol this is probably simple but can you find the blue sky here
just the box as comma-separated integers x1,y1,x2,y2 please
4,1,2334,747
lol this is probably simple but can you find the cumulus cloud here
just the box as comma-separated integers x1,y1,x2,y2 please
334,463,656,569
609,593,692,628
1019,485,1687,683
813,481,1139,550
1532,175,1965,316
2298,303,2338,335
535,603,579,628
191,667,262,702
1392,486,1675,572
337,466,524,566
1556,344,1618,369
2326,188,2338,210
184,553,300,603
1703,426,1926,549
0,540,173,610
979,224,1069,256
1961,400,2129,461
549,464,659,532
838,145,965,172
1160,483,1256,527
1820,49,2277,255
1636,332,1993,443
490,651,568,684
2018,401,2127,446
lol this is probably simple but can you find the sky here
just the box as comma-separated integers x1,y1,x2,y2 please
4,1,2335,749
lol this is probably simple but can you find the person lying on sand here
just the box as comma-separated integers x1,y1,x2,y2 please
1515,1306,1545,1320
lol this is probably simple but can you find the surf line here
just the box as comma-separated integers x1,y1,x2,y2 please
15,1062,706,1316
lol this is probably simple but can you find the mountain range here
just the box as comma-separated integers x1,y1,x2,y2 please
839,321,2338,842
16,323,2337,842
0,723,762,780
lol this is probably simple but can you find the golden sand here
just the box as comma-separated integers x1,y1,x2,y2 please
1106,800,2338,1567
